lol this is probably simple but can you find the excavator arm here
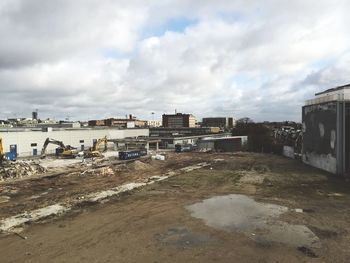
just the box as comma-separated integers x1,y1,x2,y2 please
84,136,108,158
93,136,108,152
41,138,66,157
41,138,76,158
0,137,4,164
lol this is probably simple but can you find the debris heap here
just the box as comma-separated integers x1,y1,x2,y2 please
130,160,151,171
0,161,47,181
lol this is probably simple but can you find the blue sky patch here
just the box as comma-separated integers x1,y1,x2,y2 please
309,57,336,69
231,73,260,90
141,17,198,39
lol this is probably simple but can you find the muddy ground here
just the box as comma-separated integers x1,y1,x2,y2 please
0,152,350,262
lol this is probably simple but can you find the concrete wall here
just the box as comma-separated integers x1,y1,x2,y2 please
197,140,215,151
215,138,242,152
283,146,295,159
197,136,247,152
0,128,149,157
302,102,338,174
346,104,350,175
163,137,198,149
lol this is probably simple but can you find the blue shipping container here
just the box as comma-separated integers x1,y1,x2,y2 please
119,149,147,160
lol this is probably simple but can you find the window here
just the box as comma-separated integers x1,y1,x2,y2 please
31,143,37,147
79,140,84,143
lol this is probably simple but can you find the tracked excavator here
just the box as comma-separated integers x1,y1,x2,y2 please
0,137,4,165
84,136,108,158
41,138,78,159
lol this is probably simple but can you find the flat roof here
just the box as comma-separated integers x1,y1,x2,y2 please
108,138,161,143
315,84,350,96
200,136,247,142
155,133,232,140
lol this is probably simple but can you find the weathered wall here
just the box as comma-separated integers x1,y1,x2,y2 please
283,146,295,159
302,102,337,174
346,103,350,175
302,152,337,174
197,140,215,151
215,138,242,152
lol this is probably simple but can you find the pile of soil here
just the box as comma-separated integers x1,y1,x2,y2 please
130,160,151,171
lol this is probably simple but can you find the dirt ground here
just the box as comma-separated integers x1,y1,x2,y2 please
0,152,350,262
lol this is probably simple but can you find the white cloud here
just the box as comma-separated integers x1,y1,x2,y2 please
0,0,349,121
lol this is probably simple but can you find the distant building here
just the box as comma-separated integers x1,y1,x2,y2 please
147,120,162,127
88,116,147,128
88,120,106,126
134,120,147,128
303,84,350,176
162,113,196,128
0,120,12,128
202,117,235,128
32,111,38,120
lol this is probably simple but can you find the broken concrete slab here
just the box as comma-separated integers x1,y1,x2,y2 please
0,204,69,232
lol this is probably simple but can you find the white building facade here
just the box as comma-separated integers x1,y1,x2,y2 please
0,128,149,157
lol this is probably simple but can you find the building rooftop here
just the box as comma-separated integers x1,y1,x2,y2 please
315,83,350,96
305,83,350,106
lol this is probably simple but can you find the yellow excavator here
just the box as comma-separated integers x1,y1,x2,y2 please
0,137,4,164
41,138,78,159
84,136,108,158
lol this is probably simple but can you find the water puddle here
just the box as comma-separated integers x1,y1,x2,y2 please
155,227,218,247
186,194,320,248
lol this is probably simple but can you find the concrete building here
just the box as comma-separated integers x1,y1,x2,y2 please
147,120,162,128
162,113,196,128
303,84,350,176
0,128,149,157
156,133,232,149
202,117,236,129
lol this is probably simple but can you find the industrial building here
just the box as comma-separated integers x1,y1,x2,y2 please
197,136,248,152
0,127,149,157
156,133,232,149
162,113,196,128
150,127,220,137
202,117,236,129
302,84,350,176
150,126,224,149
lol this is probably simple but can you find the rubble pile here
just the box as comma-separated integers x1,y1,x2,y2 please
80,166,115,177
130,160,151,171
0,161,47,181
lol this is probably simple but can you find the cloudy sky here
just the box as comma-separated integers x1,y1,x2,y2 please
0,0,349,122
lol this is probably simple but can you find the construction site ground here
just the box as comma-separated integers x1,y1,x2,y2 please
1,152,350,262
